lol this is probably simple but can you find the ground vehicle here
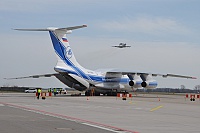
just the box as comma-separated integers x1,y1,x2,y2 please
51,88,67,94
25,88,37,93
58,89,67,94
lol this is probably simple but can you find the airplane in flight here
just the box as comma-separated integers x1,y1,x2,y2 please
112,43,131,48
7,25,196,96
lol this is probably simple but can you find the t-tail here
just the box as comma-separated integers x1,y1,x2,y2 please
14,25,91,90
14,25,87,74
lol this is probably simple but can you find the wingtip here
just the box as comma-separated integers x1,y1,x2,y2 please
192,77,197,79
13,28,21,31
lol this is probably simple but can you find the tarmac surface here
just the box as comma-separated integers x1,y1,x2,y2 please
0,92,200,133
0,105,113,133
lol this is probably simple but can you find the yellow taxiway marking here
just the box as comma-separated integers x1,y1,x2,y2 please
150,105,163,112
129,101,137,104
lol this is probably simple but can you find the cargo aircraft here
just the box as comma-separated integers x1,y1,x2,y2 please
7,25,196,96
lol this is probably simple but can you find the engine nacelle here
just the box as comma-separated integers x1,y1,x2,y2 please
129,80,142,88
129,80,135,86
128,74,142,88
141,80,157,89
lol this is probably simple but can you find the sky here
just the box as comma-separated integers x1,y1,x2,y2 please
0,0,200,89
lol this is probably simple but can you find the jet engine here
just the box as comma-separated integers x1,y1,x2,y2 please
128,74,142,88
129,80,142,88
140,74,157,89
141,81,157,89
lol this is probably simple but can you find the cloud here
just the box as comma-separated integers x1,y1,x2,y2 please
99,16,191,35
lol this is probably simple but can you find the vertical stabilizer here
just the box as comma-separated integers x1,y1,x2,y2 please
47,25,87,72
49,30,79,68
14,25,90,79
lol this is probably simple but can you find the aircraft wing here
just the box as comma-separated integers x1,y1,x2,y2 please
106,70,196,79
4,73,59,80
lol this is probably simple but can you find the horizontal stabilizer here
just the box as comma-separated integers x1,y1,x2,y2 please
14,28,50,31
14,24,87,31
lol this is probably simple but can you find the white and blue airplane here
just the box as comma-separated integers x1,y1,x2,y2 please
9,25,196,96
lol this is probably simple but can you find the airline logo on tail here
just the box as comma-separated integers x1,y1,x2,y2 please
65,46,72,59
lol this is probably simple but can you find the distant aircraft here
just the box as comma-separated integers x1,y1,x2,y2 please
6,25,196,96
112,43,131,48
